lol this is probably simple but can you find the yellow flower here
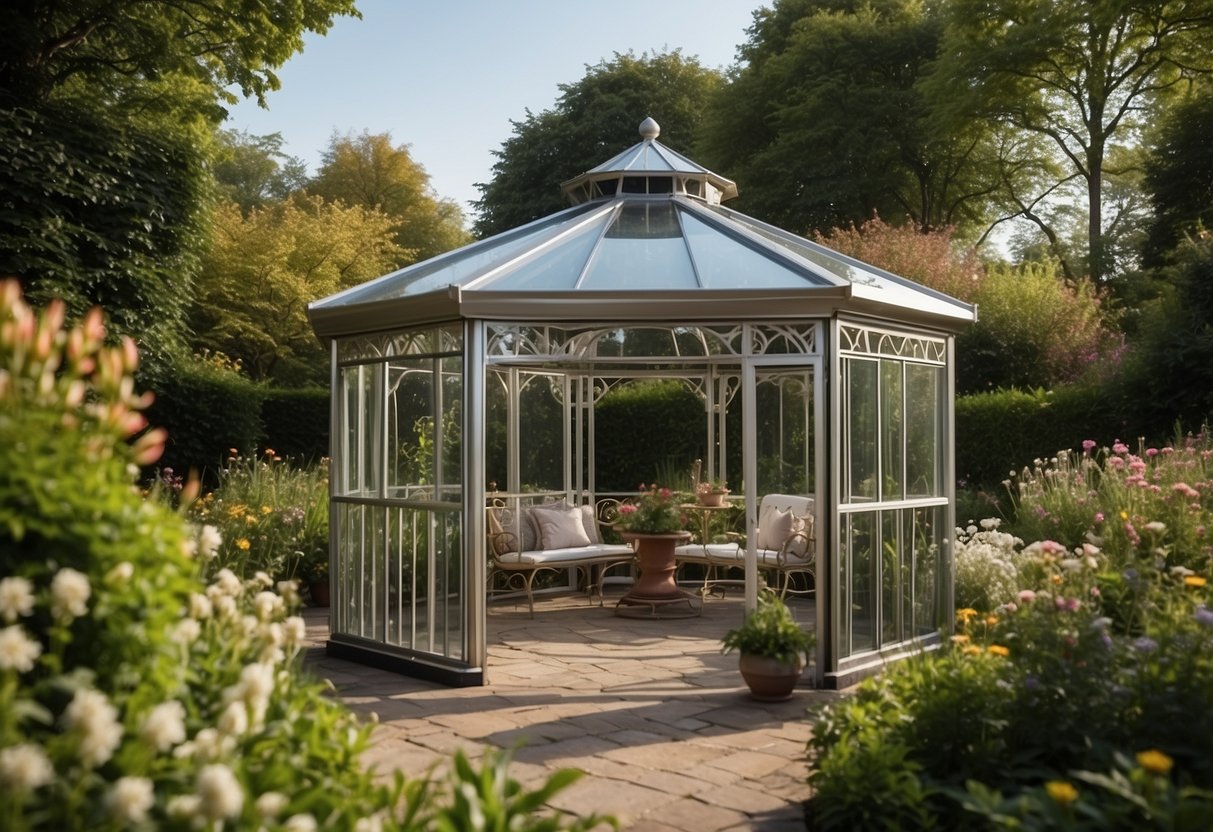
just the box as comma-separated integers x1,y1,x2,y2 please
1185,575,1208,588
956,608,978,622
962,645,982,656
1136,749,1173,776
950,634,970,644
260,505,272,516
985,616,999,627
236,539,251,551
1119,510,1129,521
987,644,1010,657
1045,780,1078,805
1051,574,1063,584
245,515,256,525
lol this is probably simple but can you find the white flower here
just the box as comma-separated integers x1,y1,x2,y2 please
210,569,242,598
282,616,307,647
189,593,213,620
174,728,235,761
197,763,243,821
105,562,133,584
355,813,387,832
277,580,300,605
213,595,237,619
167,794,201,820
64,688,123,767
252,571,273,589
979,518,1001,530
217,701,248,737
0,743,54,793
0,625,42,672
198,524,222,560
174,618,201,645
51,568,90,619
0,577,35,623
284,813,318,832
1144,521,1167,535
255,791,289,818
253,591,281,621
182,537,198,559
107,776,154,824
141,700,186,751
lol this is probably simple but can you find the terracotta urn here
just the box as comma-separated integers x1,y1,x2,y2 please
696,490,729,507
738,652,803,701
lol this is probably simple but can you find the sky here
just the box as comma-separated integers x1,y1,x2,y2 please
225,1,767,223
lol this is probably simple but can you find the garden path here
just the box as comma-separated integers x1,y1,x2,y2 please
301,592,837,831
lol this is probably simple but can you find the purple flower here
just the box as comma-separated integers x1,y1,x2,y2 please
1133,637,1158,653
1195,606,1213,627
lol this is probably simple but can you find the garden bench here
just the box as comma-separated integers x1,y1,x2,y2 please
674,493,815,598
486,498,635,617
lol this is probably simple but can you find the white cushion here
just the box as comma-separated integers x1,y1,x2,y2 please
496,543,633,566
530,503,592,550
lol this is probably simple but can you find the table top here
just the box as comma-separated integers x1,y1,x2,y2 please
678,502,737,512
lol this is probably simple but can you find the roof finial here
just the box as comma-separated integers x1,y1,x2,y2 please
639,117,660,141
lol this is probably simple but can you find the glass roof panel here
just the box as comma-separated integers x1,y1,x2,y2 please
579,202,697,289
486,213,605,290
681,210,824,289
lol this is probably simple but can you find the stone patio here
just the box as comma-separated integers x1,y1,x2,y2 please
302,590,841,831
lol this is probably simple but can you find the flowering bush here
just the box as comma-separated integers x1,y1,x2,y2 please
807,435,1213,829
0,283,606,831
953,519,1023,611
614,484,688,534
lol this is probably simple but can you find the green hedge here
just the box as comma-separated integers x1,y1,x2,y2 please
594,380,706,490
955,383,1130,488
261,386,330,463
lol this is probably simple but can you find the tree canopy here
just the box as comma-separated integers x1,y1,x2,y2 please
213,129,309,213
931,0,1213,281
472,51,724,239
310,131,470,265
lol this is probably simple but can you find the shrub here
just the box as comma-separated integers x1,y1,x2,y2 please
953,520,1023,612
0,283,606,831
261,386,330,464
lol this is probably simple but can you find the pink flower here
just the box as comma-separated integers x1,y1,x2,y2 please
1018,590,1037,604
1113,440,1129,455
1146,447,1159,457
1082,439,1097,454
618,504,636,515
1094,512,1105,524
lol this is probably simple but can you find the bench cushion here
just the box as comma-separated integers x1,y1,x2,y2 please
674,543,812,569
496,543,635,566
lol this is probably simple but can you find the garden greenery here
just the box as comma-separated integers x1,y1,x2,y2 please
807,435,1213,829
0,283,608,830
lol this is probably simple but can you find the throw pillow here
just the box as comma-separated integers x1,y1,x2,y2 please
531,503,592,550
758,506,794,552
579,504,601,545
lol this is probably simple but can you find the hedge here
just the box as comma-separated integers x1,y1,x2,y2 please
260,386,330,463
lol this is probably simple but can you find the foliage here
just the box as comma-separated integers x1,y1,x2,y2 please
930,0,1213,280
473,51,723,238
0,281,604,830
0,102,207,365
190,196,404,384
808,434,1213,829
187,452,330,586
212,129,309,213
615,485,687,536
143,351,264,482
959,261,1122,393
260,387,330,464
0,0,358,112
310,131,471,264
721,591,814,665
954,520,1023,612
593,380,706,492
1143,89,1213,267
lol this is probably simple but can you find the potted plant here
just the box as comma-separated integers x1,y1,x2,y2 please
298,547,330,606
614,484,692,600
722,591,814,700
695,479,730,507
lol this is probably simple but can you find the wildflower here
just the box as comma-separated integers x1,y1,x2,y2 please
50,567,90,619
1046,780,1079,805
107,776,154,824
1136,749,1174,776
65,688,123,767
0,577,35,622
253,591,281,621
987,644,1010,657
198,524,222,559
218,701,249,737
141,700,187,751
167,794,202,821
950,634,970,644
1113,441,1129,454
1082,439,1096,453
1094,512,1105,524
962,644,982,656
283,616,307,647
174,618,201,644
956,608,978,623
979,518,1001,530
1133,637,1158,653
0,625,42,672
236,538,251,551
1018,590,1037,604
256,792,290,818
0,744,54,793
284,814,318,832
985,616,999,627
1119,510,1129,521
1185,576,1208,588
1143,521,1167,535
197,763,244,821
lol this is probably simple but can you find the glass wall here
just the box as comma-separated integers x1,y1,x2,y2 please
837,323,949,663
332,326,465,665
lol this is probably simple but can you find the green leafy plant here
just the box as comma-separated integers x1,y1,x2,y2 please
721,591,814,664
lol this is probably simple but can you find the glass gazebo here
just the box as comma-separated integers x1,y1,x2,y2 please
308,117,976,689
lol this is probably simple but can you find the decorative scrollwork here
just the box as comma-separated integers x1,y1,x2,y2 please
338,326,462,362
839,323,945,363
750,323,819,355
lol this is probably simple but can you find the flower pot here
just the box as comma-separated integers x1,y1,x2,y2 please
697,491,728,507
738,652,803,701
308,580,330,607
621,532,691,598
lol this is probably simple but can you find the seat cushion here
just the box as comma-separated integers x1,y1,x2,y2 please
496,543,634,566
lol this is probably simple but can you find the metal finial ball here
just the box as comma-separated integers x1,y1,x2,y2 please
639,117,660,140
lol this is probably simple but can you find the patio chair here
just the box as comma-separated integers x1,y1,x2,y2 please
486,498,635,617
674,493,815,598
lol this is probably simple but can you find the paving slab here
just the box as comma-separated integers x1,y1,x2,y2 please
301,591,834,830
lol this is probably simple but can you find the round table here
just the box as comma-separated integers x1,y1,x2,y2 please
614,531,701,618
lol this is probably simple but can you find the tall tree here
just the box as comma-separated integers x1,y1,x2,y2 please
699,0,1013,238
932,0,1213,281
473,51,724,238
310,131,470,266
1143,88,1213,266
213,129,308,213
191,196,403,385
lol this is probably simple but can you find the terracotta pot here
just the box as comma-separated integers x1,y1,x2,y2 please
621,532,691,598
738,652,803,701
697,491,728,507
309,579,330,607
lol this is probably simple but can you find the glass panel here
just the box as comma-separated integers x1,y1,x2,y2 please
755,370,814,496
682,212,811,289
902,509,915,642
386,507,406,648
847,511,878,654
881,361,904,501
915,506,944,637
435,509,464,660
486,370,508,493
499,219,600,290
334,502,360,636
882,510,900,646
441,357,463,497
906,363,941,497
845,359,878,502
340,364,383,497
519,373,564,492
580,203,697,289
387,359,433,499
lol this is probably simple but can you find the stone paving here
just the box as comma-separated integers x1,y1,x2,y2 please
302,590,843,831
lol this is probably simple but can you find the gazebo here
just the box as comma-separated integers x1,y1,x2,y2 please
307,117,976,689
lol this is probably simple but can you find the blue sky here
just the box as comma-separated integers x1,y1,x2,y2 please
225,0,766,221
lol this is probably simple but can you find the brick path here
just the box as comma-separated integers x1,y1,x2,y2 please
302,591,841,830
